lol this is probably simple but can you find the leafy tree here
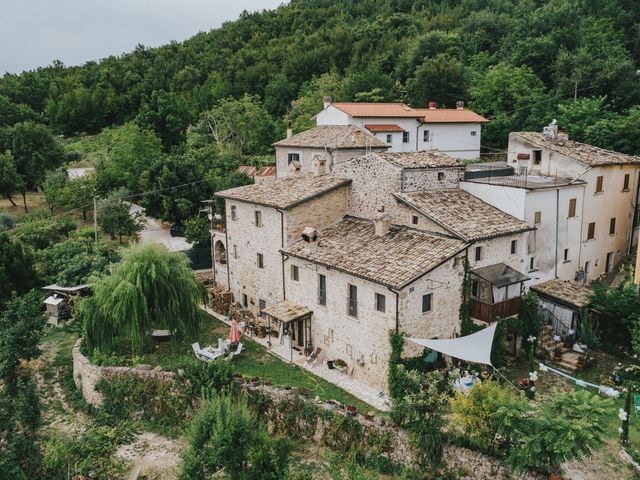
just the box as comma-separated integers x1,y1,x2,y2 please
0,94,37,127
591,270,640,346
180,391,290,479
96,188,143,243
584,106,640,155
0,121,65,211
405,54,467,108
185,216,211,248
42,169,68,214
0,150,23,207
35,238,109,286
0,212,15,232
80,243,206,355
287,73,346,133
64,175,97,220
136,89,194,149
555,97,614,142
0,233,37,306
13,213,77,250
0,291,45,386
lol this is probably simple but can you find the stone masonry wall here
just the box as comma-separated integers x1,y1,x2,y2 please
72,339,176,407
400,167,462,192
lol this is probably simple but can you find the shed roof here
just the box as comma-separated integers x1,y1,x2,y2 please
511,132,640,167
364,124,404,132
282,217,467,289
471,263,530,288
216,174,351,210
530,279,592,310
273,125,388,149
256,165,276,177
261,300,312,323
237,165,257,176
395,189,534,241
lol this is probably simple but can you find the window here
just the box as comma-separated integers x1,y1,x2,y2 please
584,261,590,273
470,131,477,137
259,299,266,317
471,280,479,298
605,252,614,273
623,174,630,191
287,153,299,164
534,211,541,224
510,239,517,254
242,294,248,308
386,133,392,144
423,130,430,142
230,205,237,221
437,171,445,181
291,265,299,281
529,257,536,271
475,246,482,261
257,253,264,268
595,176,603,193
563,248,569,262
533,150,542,165
347,284,358,317
402,131,410,143
609,217,616,235
568,198,577,218
412,215,419,225
318,274,326,306
422,293,432,313
233,244,238,259
587,222,596,240
375,293,386,313
254,210,262,227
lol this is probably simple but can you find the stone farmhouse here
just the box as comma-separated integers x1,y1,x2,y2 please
315,97,488,159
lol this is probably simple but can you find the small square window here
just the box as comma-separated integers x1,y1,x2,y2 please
257,253,264,268
287,153,300,164
510,239,517,254
437,171,445,181
375,293,386,313
412,215,419,225
230,205,237,221
291,264,299,281
402,131,410,143
386,133,392,144
254,210,262,227
470,131,477,137
595,176,603,193
587,222,596,240
475,246,482,262
423,130,430,142
422,293,432,313
534,211,541,224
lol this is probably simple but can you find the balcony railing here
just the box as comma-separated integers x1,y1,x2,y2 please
470,297,521,323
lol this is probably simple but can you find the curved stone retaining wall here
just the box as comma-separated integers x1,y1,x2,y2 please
72,338,176,407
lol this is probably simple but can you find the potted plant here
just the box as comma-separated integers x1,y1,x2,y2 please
298,387,308,399
284,385,293,391
553,347,563,361
257,326,266,338
264,379,272,386
250,376,261,387
364,411,375,421
325,399,337,410
346,405,357,417
233,373,244,384
333,359,347,373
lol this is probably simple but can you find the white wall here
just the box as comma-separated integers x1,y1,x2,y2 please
315,105,350,125
460,182,527,220
418,123,482,160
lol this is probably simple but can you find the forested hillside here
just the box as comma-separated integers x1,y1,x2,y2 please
1,0,639,220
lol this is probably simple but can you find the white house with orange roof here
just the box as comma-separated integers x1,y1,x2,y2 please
314,97,488,159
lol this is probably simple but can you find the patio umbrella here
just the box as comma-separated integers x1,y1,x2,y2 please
228,318,241,344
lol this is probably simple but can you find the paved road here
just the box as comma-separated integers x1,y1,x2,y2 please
130,204,191,252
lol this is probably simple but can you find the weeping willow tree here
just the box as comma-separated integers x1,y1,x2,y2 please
80,243,207,355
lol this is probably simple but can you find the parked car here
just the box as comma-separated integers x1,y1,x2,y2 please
170,223,186,237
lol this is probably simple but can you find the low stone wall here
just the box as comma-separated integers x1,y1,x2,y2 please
72,338,177,407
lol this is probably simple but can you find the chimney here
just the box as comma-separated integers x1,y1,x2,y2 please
286,122,292,139
428,101,437,110
557,128,569,143
288,160,301,176
311,156,326,176
456,101,464,110
373,206,391,237
323,96,332,109
301,226,319,243
543,119,558,139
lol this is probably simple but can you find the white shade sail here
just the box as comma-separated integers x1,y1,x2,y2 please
407,322,498,367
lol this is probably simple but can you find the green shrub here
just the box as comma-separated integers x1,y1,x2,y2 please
183,357,233,397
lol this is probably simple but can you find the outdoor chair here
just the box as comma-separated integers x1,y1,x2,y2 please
192,342,222,362
634,395,640,417
226,342,244,361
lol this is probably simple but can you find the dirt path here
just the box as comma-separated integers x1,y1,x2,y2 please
115,432,185,480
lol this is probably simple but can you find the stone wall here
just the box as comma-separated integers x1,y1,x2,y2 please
72,339,177,407
401,167,462,192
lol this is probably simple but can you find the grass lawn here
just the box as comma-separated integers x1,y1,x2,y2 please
0,191,48,219
137,311,375,413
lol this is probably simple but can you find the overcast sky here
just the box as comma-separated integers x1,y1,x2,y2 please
0,0,285,74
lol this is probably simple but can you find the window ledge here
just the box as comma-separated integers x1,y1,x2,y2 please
594,191,604,195
622,189,631,193
562,260,572,264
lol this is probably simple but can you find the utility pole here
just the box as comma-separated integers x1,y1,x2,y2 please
93,196,98,244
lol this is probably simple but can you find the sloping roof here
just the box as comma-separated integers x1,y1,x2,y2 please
237,165,257,176
471,263,530,288
216,174,351,210
332,102,418,117
261,300,312,323
375,151,463,169
413,108,489,123
273,125,388,149
511,132,640,167
256,165,276,177
282,217,467,289
364,124,404,132
395,189,534,241
42,284,89,293
530,279,592,310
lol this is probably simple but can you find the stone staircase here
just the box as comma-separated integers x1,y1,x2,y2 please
540,324,584,371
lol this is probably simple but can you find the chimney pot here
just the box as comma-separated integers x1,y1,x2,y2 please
286,128,293,139
323,96,332,109
456,101,464,110
373,205,390,237
428,101,437,110
311,155,326,177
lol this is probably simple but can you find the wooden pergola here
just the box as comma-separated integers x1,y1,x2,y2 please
261,300,312,362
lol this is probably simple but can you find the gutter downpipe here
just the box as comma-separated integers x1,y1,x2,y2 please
416,119,423,151
628,169,640,255
277,208,288,300
224,227,231,290
387,286,400,334
555,188,559,279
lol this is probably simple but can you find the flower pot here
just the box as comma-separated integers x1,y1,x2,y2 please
346,406,357,417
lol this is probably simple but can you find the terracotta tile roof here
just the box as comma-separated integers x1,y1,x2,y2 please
395,189,534,241
273,125,388,149
364,124,404,132
375,150,463,169
511,132,640,167
530,279,592,310
282,217,467,289
256,165,276,177
216,174,351,210
237,165,257,176
413,108,489,123
332,102,418,117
